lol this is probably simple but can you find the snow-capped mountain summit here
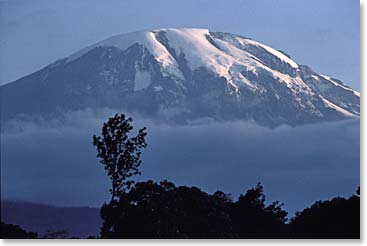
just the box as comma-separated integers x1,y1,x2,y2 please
1,28,359,126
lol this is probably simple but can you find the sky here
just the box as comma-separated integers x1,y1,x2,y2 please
0,0,360,89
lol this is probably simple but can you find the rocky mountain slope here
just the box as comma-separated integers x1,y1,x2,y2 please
0,28,359,126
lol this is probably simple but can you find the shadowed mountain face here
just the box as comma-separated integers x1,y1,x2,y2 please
0,28,359,127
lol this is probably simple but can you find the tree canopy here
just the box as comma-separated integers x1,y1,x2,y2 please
93,114,360,239
93,113,147,202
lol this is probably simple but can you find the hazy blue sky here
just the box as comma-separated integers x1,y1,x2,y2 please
0,0,360,89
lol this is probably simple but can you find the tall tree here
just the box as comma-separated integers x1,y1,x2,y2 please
93,113,147,202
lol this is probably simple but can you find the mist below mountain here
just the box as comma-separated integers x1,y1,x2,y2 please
1,109,359,216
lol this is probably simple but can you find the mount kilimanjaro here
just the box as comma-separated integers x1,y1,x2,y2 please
0,28,360,127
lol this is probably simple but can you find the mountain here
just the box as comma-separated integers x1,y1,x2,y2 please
0,28,359,126
1,200,101,238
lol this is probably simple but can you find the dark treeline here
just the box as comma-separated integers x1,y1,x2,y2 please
1,222,37,239
93,114,360,239
1,114,360,239
99,180,359,239
0,184,360,239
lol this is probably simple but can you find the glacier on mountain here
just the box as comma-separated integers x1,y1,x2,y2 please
0,28,360,127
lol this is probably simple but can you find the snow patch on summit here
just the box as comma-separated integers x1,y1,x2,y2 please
320,74,360,97
321,97,357,117
59,28,359,122
163,28,234,78
0,28,360,127
212,34,311,94
237,38,299,69
67,31,184,80
66,28,304,93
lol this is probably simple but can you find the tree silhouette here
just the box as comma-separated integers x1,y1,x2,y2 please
289,188,360,239
1,222,37,239
229,183,288,238
99,180,292,239
100,180,234,238
93,114,359,239
93,113,147,202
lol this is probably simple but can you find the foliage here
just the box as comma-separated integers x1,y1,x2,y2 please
94,114,360,239
1,222,38,239
230,183,288,238
93,113,147,202
100,180,288,238
289,187,360,239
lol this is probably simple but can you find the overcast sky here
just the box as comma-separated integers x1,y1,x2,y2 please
0,0,360,89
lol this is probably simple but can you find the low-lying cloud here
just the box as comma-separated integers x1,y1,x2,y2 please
1,109,360,216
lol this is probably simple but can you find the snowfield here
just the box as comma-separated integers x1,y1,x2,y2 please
2,28,360,126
